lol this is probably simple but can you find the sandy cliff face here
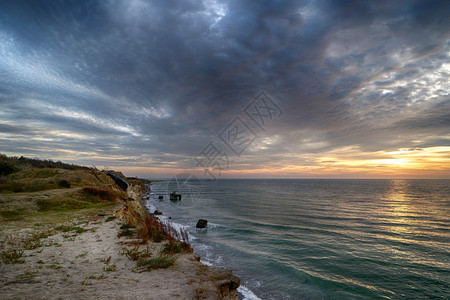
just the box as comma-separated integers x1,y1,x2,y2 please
114,182,148,226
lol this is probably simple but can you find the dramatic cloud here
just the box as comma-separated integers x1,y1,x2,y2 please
1,0,449,178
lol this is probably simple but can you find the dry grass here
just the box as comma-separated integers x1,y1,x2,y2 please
81,187,116,201
137,215,192,254
0,168,126,254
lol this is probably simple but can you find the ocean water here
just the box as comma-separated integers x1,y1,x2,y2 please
145,179,450,299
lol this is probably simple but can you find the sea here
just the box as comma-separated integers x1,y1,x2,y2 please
144,179,450,299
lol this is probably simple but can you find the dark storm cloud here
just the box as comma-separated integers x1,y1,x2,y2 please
1,0,449,175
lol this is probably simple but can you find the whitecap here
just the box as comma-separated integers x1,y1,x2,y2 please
238,285,262,300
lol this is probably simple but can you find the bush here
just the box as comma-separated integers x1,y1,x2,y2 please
137,215,192,252
58,179,71,188
0,161,18,176
137,215,171,243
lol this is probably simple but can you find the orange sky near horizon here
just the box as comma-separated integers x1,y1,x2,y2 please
117,146,450,179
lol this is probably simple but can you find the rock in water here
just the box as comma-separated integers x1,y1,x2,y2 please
196,219,208,228
158,195,164,199
154,210,163,215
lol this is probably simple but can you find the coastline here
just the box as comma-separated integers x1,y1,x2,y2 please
0,174,240,299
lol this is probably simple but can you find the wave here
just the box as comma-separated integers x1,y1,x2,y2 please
144,189,262,299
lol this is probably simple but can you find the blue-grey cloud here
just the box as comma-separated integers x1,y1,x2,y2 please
0,0,449,176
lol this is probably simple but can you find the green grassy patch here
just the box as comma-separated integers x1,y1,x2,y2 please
87,274,105,280
56,225,86,234
136,255,175,270
36,198,95,212
105,216,116,222
118,228,135,237
0,209,26,221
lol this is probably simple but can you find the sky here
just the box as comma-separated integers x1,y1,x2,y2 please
1,0,449,179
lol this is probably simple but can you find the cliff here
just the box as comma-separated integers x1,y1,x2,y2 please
115,179,241,299
0,167,239,299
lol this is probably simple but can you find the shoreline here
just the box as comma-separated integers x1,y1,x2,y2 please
144,183,260,300
0,176,240,299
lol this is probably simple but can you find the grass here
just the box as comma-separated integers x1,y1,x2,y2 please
137,215,192,253
1,249,25,264
0,187,120,231
0,209,26,221
47,263,63,270
162,239,193,255
118,228,135,237
105,216,116,222
103,264,117,272
23,237,43,250
136,255,175,270
120,223,136,229
82,187,116,201
77,252,89,258
87,274,106,280
118,223,136,237
123,246,152,261
56,225,86,234
13,271,39,284
137,215,172,243
100,256,112,264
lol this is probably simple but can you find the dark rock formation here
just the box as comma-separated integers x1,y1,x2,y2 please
216,274,241,300
170,191,181,201
158,195,164,199
196,219,208,228
154,210,163,215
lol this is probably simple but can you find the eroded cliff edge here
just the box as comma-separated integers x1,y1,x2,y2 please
116,179,241,300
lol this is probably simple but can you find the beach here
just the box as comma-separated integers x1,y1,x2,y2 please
0,215,239,300
0,169,240,300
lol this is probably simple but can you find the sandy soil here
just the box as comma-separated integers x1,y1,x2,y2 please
0,215,238,300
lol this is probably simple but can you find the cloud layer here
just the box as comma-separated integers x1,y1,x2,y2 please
1,0,449,178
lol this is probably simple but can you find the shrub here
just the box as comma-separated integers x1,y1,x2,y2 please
137,215,171,243
0,161,18,176
137,215,192,249
58,179,71,188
